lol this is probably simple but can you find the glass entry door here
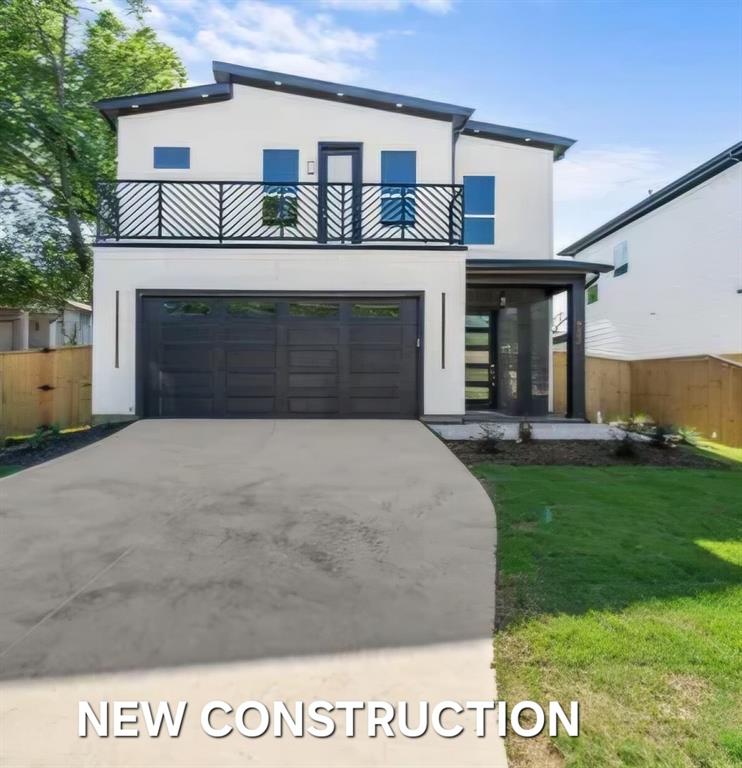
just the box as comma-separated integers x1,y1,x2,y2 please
465,312,495,408
318,143,362,243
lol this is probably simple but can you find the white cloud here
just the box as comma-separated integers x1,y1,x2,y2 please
554,147,666,204
320,0,453,13
145,0,379,82
553,146,681,251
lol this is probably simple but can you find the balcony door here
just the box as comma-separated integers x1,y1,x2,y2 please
318,142,362,244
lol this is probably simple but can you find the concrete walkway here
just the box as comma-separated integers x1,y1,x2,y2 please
0,420,504,767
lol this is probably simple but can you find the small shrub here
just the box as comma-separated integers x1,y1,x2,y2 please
518,421,534,443
26,424,61,450
614,432,638,459
478,424,505,454
678,426,702,446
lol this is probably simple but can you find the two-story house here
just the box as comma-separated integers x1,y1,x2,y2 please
92,62,611,423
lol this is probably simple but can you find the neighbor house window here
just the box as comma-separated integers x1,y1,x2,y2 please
263,149,299,226
463,176,495,244
587,284,599,304
153,147,190,169
381,150,416,225
613,240,628,276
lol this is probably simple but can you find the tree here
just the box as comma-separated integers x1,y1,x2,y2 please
0,0,185,296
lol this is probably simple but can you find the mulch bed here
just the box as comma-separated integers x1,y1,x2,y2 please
0,422,131,471
444,439,728,469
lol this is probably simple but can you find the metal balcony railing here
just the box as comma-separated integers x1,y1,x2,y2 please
96,180,464,245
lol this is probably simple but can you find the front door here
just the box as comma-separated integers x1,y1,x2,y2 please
318,143,362,244
465,311,496,409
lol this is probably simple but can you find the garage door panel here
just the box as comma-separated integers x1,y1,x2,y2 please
350,325,403,345
161,324,216,343
223,324,276,343
227,348,277,369
289,397,338,414
161,345,214,369
287,326,339,345
288,372,338,388
349,397,402,414
142,296,418,419
226,397,275,415
160,371,214,395
351,349,402,373
226,372,276,395
288,349,338,369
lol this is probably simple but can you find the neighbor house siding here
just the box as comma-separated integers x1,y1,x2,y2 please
579,162,742,359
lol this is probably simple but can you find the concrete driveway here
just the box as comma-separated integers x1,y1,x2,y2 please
0,420,503,767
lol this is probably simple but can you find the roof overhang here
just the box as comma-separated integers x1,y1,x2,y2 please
93,82,233,129
559,141,742,256
462,120,576,160
212,62,475,126
467,259,613,276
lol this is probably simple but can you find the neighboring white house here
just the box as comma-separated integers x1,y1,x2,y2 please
0,300,92,351
559,143,742,360
91,62,610,423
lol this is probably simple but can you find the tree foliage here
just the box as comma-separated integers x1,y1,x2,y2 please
0,0,185,306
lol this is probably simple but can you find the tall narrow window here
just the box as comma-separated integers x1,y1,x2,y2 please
463,175,495,244
381,150,416,225
153,147,190,169
613,240,628,276
263,149,299,226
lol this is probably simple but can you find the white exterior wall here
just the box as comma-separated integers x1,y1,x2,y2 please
92,247,466,418
580,163,742,359
117,84,452,183
455,135,553,260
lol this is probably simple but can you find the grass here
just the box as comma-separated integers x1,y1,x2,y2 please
0,465,22,478
695,440,742,466
474,464,742,768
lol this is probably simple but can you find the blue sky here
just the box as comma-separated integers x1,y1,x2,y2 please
135,0,742,249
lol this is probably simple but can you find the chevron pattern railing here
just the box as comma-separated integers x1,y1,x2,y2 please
96,180,464,245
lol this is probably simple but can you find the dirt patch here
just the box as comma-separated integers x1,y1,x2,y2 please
445,439,727,469
0,422,131,471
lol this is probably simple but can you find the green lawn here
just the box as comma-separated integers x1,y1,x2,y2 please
474,464,742,768
0,465,21,478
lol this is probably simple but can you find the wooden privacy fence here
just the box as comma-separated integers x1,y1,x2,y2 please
554,351,742,447
0,346,92,438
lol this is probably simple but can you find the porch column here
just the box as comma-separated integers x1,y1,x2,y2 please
566,276,586,420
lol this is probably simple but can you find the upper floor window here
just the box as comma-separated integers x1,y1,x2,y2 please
263,149,299,226
153,147,190,169
586,284,599,304
381,150,416,225
613,240,628,276
463,176,495,245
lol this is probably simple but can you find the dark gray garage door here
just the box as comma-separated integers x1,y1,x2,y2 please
141,296,419,418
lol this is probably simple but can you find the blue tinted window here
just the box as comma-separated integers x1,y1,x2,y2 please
464,218,495,245
463,176,495,215
153,147,190,169
263,150,299,183
463,175,495,244
381,151,416,185
381,151,416,225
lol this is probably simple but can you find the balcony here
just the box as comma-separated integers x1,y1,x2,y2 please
96,180,464,246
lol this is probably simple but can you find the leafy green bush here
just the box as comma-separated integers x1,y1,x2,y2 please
262,195,298,227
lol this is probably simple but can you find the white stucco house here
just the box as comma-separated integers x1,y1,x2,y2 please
559,142,742,360
91,62,611,423
0,300,92,352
